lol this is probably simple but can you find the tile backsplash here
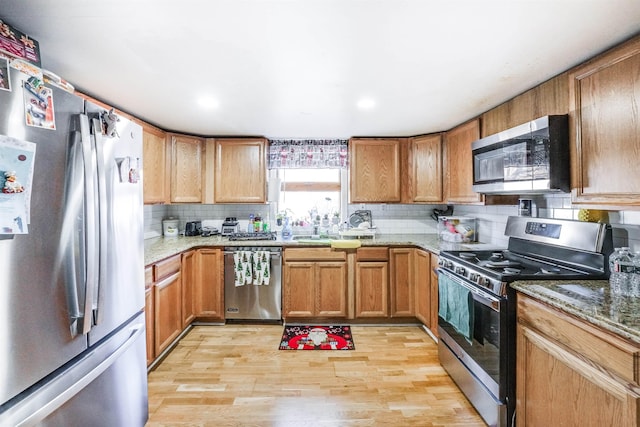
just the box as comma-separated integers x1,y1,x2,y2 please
145,193,640,252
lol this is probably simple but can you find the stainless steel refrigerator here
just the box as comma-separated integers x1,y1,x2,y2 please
0,67,148,426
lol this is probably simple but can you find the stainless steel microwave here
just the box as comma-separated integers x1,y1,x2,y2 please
471,115,570,194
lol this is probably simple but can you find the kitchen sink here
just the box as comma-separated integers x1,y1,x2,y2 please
292,235,333,243
291,235,362,249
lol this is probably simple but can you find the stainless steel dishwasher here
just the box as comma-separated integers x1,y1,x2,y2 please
224,247,282,321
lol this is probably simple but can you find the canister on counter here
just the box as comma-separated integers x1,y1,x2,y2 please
162,218,179,237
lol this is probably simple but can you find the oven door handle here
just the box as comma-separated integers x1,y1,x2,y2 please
437,269,501,310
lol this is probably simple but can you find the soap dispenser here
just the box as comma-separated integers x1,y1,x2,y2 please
281,217,292,240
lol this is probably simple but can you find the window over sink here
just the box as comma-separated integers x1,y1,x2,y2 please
273,168,347,228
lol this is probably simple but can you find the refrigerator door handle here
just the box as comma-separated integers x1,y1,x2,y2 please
91,117,108,326
61,128,86,335
79,114,98,335
0,321,145,427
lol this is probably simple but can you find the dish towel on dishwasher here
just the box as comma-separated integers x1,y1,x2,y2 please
252,250,271,285
234,251,253,286
438,273,474,342
234,251,270,286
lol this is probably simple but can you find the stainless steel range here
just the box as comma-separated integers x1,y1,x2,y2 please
437,216,613,427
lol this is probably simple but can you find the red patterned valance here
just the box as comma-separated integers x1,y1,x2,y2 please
267,139,348,169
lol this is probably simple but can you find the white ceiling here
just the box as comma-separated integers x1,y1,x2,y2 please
2,1,640,138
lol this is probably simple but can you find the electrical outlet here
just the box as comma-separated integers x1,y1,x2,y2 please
359,204,365,210
381,204,387,211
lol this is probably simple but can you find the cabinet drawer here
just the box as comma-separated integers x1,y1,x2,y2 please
517,294,640,383
284,247,346,262
356,247,388,261
154,254,181,281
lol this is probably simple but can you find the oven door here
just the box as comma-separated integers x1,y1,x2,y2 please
437,269,507,400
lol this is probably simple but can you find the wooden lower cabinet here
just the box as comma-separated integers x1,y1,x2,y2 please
283,248,347,319
284,262,315,317
389,248,414,317
152,254,183,357
194,248,224,320
355,247,389,318
414,249,431,327
429,253,439,337
355,261,389,317
516,293,640,426
145,248,223,367
144,266,155,366
154,270,182,356
316,263,348,317
181,250,196,327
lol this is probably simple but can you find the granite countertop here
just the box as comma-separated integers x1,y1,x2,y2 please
144,233,499,266
511,280,640,345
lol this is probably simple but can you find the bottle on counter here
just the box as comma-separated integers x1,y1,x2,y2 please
248,214,254,233
281,217,292,240
610,247,634,296
631,251,640,297
254,214,262,232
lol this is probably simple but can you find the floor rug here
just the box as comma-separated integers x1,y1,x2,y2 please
279,325,355,350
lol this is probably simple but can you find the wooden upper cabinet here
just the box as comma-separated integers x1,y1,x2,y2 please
481,73,569,137
405,134,443,203
569,36,640,206
142,125,170,204
208,138,266,204
170,134,203,203
444,119,482,204
350,138,402,203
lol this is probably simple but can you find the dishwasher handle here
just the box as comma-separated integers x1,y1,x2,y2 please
223,249,282,258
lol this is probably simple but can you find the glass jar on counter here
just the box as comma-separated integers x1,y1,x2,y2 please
610,247,634,296
631,252,640,297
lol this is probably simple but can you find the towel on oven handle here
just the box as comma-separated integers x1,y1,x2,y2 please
438,272,475,343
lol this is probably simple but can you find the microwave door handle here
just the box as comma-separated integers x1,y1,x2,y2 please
91,117,108,326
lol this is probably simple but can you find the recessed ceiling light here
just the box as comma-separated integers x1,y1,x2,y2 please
357,98,376,110
197,96,219,109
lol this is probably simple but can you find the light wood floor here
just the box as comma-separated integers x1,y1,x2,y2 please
146,324,486,427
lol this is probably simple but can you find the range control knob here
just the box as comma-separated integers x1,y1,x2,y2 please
454,266,466,275
469,272,479,282
443,260,453,269
477,276,487,287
